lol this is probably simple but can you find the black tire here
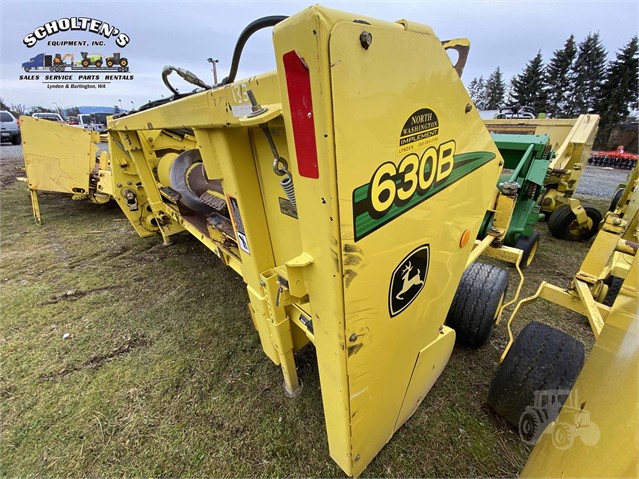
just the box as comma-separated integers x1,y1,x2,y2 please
446,262,508,347
514,232,540,268
24,66,30,72
11,134,21,145
95,60,103,68
487,321,585,428
603,276,624,307
548,203,602,241
609,188,624,212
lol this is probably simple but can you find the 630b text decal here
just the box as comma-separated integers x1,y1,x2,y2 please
352,108,495,241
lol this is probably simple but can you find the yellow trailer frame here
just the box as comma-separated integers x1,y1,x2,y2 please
501,164,637,353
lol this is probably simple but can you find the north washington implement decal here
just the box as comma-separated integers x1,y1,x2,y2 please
352,108,495,241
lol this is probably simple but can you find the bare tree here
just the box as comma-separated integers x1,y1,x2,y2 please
11,103,27,116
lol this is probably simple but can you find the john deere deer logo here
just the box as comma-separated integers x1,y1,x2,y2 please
396,262,424,300
389,245,430,317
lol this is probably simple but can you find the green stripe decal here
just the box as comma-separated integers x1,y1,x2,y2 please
353,151,495,241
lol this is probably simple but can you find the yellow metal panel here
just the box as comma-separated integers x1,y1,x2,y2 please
552,114,599,171
248,125,303,266
394,326,455,429
573,280,605,337
22,117,97,194
328,18,502,475
491,193,516,242
484,118,576,151
206,128,276,289
273,8,355,473
106,133,161,238
578,229,621,278
107,72,282,132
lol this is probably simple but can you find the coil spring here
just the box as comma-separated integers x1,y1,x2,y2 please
281,175,297,212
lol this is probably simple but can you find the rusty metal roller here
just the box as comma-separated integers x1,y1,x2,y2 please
168,149,221,215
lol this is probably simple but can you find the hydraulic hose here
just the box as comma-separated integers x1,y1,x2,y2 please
221,15,288,85
162,65,211,96
126,15,288,117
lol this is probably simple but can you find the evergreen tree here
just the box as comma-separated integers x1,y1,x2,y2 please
65,106,81,117
485,67,506,109
545,35,577,118
511,51,547,113
596,36,639,145
566,32,607,115
467,75,486,109
504,77,517,104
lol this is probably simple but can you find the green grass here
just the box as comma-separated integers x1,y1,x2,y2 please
0,182,603,478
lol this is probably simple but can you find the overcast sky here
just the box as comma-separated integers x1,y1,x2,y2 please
1,0,637,111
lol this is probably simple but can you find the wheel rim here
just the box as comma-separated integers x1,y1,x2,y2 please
568,217,593,237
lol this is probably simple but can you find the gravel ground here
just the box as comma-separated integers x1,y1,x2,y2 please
577,165,630,198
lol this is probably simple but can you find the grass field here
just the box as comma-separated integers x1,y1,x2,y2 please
0,155,610,477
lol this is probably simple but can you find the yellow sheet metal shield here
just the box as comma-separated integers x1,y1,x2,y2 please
326,17,502,475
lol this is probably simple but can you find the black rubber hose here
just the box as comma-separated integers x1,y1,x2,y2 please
221,15,288,85
162,66,180,96
162,65,211,96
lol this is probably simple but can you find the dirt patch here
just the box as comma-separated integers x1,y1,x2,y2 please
42,286,122,304
42,334,148,380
